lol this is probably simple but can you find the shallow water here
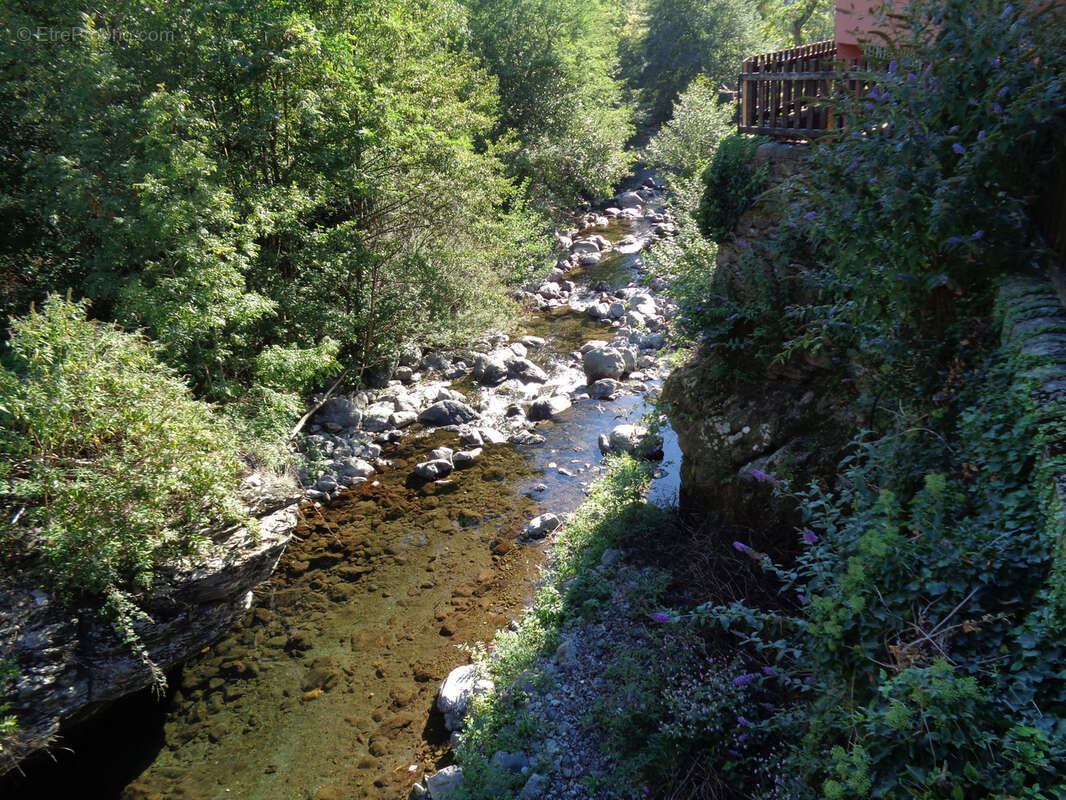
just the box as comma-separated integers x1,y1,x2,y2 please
3,188,678,800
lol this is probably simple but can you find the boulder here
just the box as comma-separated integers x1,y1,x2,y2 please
425,765,464,799
414,459,454,480
361,403,395,433
582,345,627,382
421,352,452,371
389,410,418,429
506,356,548,384
585,302,611,320
528,395,571,421
570,239,601,256
599,424,664,459
472,353,509,385
437,665,493,731
478,427,508,445
588,378,622,399
537,282,561,299
524,513,561,540
337,458,375,479
518,336,546,348
418,400,480,426
313,397,363,430
517,773,549,800
618,190,643,208
429,447,454,463
452,448,483,468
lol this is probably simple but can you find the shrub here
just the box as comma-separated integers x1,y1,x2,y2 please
645,76,735,181
0,295,245,601
696,133,768,242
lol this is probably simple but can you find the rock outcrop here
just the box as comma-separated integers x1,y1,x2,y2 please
0,495,298,774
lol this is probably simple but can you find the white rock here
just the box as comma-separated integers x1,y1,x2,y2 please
582,345,628,381
524,513,561,539
453,448,483,468
600,424,664,459
414,459,453,480
437,666,493,731
425,765,464,799
528,395,571,421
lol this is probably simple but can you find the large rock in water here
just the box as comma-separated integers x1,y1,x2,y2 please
472,354,508,385
599,424,664,459
418,400,480,426
528,395,571,421
582,345,628,382
0,498,298,774
437,665,493,731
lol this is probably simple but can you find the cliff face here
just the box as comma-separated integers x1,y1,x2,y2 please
0,492,298,774
663,143,857,523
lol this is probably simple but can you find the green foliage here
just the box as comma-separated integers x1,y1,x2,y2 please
465,0,635,204
645,76,735,181
790,0,1066,379
0,296,244,601
0,0,553,410
456,456,657,797
696,133,768,242
626,0,764,125
756,0,834,48
0,657,17,747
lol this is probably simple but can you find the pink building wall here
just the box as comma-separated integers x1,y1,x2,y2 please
835,0,890,61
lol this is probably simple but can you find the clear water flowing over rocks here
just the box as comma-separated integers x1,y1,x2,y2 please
4,175,681,800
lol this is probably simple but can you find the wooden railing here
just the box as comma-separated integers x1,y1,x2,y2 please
740,40,875,140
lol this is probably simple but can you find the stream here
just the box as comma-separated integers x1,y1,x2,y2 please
3,177,681,800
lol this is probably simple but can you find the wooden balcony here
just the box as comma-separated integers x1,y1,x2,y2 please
739,40,876,141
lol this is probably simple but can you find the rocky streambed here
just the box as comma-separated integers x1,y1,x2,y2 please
2,176,681,800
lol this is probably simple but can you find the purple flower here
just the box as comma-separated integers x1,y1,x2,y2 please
737,715,752,726
797,592,807,605
993,102,1003,114
727,749,742,758
762,666,776,676
802,528,819,545
649,611,671,624
977,129,987,141
990,57,1002,67
888,60,897,74
749,468,777,484
998,86,1010,99
738,734,749,742
952,143,966,155
907,72,918,82
803,211,817,220
972,230,985,240
946,236,963,244
733,541,751,553
949,124,960,133
732,673,759,687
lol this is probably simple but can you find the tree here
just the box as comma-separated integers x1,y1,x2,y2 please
465,0,635,203
631,0,764,125
756,0,835,47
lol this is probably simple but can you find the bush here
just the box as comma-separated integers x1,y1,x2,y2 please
645,76,735,181
0,295,245,601
696,133,768,242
